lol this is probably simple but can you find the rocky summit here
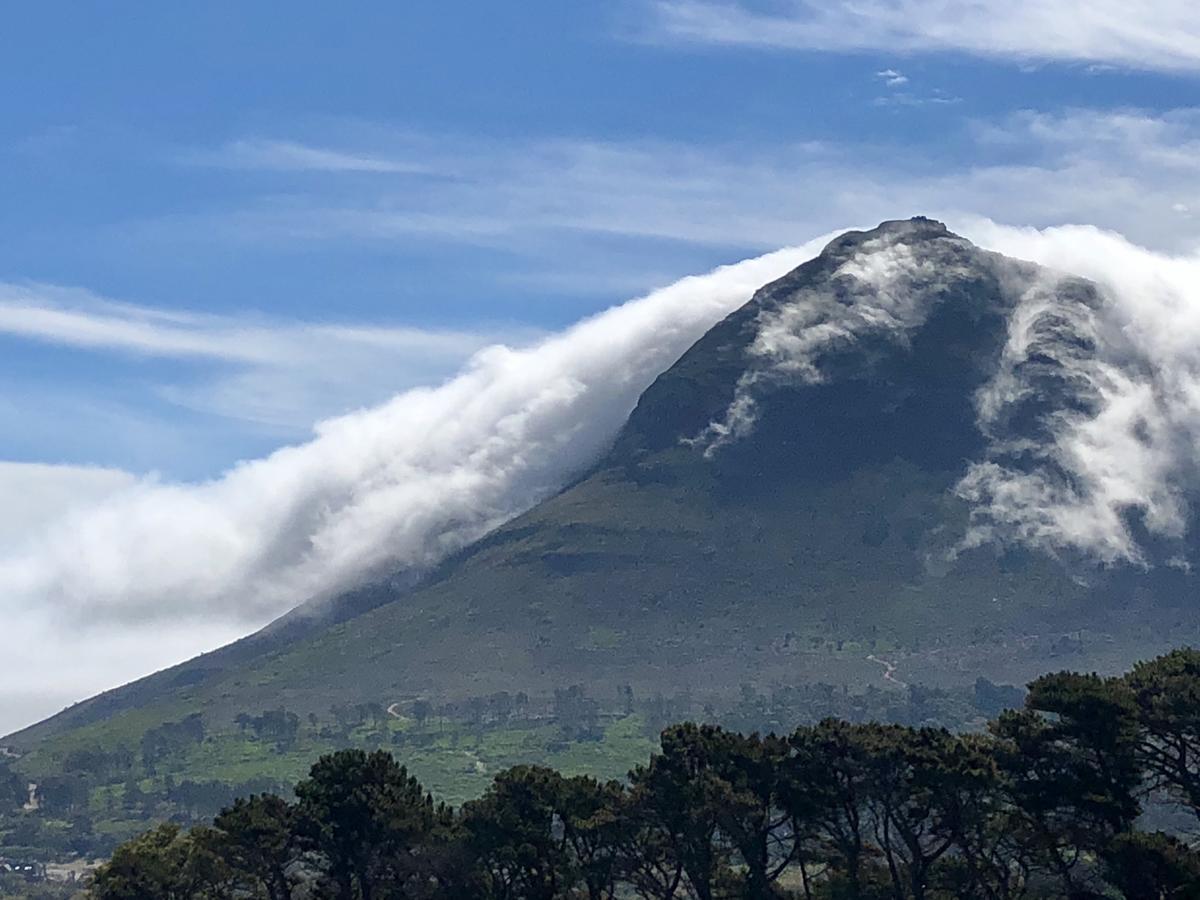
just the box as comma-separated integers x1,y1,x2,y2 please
9,218,1198,754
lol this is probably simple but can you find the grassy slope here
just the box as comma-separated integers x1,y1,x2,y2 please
11,219,1200,799
15,451,1192,775
6,713,658,859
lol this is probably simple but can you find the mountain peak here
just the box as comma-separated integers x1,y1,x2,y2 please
610,218,1001,464
819,216,952,256
12,222,1200,777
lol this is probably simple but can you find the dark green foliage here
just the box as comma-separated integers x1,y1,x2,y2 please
86,648,1200,899
89,823,230,900
61,747,133,780
37,775,90,817
1125,648,1200,822
293,749,451,899
555,775,626,900
625,725,728,900
1103,832,1200,900
553,687,601,743
243,710,301,752
788,719,876,896
140,715,205,775
689,728,794,898
990,672,1142,897
166,778,289,821
209,795,297,900
462,766,577,899
0,761,26,813
972,678,1025,718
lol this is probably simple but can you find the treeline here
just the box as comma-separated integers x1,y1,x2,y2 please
91,649,1200,899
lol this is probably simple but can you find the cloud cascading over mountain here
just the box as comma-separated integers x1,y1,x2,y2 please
6,218,1200,731
0,243,824,630
691,219,1200,566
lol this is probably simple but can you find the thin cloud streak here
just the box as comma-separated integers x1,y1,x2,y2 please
644,0,1200,72
186,138,433,174
0,284,496,363
146,108,1200,259
0,284,525,429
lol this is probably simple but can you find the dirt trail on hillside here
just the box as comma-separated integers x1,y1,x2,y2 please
866,654,908,689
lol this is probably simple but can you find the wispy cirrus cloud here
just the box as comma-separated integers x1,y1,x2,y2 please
0,283,499,363
0,283,527,428
185,137,432,174
642,0,1200,72
163,107,1200,256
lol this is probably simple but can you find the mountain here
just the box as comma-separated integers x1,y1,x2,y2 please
9,218,1198,757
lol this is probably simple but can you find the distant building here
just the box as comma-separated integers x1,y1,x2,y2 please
0,858,47,881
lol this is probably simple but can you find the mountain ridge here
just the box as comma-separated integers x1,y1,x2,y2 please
9,217,1198,754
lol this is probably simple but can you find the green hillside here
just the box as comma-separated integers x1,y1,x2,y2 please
6,219,1199,859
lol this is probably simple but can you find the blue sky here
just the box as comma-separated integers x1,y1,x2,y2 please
4,1,1198,478
3,0,1200,730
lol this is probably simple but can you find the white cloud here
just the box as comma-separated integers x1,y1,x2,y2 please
12,106,1200,731
0,283,494,364
955,220,1200,563
0,616,248,737
0,241,828,733
155,108,1200,259
691,216,1200,566
0,284,516,428
876,68,909,87
187,138,431,174
0,463,137,546
692,221,980,453
10,220,1200,733
645,0,1200,72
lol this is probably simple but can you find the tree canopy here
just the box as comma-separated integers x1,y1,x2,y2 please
88,648,1200,899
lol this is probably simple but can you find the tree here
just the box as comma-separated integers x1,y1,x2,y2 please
90,822,231,900
557,775,627,900
86,649,1200,900
39,773,90,816
140,714,206,773
554,685,601,742
787,720,875,897
682,726,796,899
236,709,302,751
294,749,442,900
991,671,1141,896
210,794,298,900
123,776,146,813
1103,831,1200,900
625,724,729,900
973,678,1025,718
857,726,997,900
0,761,25,813
1125,648,1200,821
461,765,576,899
411,700,433,729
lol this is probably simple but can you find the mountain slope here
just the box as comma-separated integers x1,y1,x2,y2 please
10,218,1199,754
